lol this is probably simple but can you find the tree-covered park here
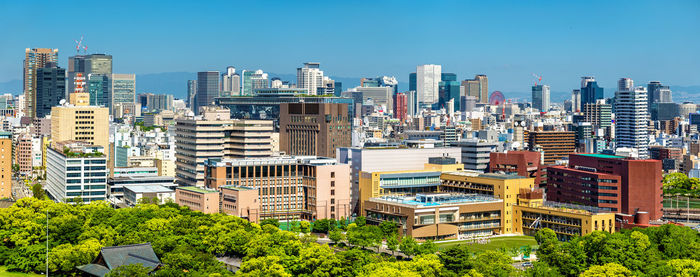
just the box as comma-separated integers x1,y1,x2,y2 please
0,197,699,276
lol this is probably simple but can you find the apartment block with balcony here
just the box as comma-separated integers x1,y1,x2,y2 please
527,131,576,164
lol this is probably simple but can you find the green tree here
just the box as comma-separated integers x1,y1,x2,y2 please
347,225,382,250
647,259,700,277
312,219,331,233
472,250,518,277
386,234,399,255
417,240,437,255
439,245,472,275
355,216,366,227
580,263,632,277
663,172,689,189
379,221,398,237
329,229,344,245
237,255,291,277
31,183,45,200
299,221,311,234
399,236,419,257
525,262,563,277
105,263,151,277
260,218,280,228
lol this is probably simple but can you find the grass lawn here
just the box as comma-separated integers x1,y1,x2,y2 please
0,266,43,277
663,197,700,209
436,236,538,253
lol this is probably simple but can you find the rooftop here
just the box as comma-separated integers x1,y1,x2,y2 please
444,170,527,180
205,156,340,167
372,193,501,208
220,185,255,191
177,186,219,194
577,153,625,159
124,185,174,193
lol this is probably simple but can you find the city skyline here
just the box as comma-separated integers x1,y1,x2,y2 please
1,0,699,97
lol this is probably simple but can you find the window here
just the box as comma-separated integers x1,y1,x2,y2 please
331,190,335,196
330,172,335,178
331,181,335,187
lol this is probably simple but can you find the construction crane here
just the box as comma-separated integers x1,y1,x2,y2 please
532,73,542,86
75,36,88,54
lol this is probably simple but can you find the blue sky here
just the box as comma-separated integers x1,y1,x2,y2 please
1,0,699,95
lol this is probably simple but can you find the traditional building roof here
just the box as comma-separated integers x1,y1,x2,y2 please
77,243,160,277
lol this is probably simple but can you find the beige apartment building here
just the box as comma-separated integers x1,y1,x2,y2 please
174,106,274,187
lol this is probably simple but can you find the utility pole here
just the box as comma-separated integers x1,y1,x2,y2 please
46,208,48,276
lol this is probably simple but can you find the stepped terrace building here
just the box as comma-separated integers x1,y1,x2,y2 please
364,193,504,240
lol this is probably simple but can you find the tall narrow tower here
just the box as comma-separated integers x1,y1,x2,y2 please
24,48,58,118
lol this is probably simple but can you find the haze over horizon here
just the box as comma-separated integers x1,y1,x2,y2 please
1,0,699,97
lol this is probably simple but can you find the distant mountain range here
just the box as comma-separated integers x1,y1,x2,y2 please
2,74,699,104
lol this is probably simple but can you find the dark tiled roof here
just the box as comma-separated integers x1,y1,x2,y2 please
77,243,160,277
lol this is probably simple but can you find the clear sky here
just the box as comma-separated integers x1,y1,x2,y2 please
1,0,699,94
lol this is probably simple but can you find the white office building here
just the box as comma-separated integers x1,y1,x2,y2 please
46,142,108,204
416,64,441,107
615,78,649,159
297,62,324,95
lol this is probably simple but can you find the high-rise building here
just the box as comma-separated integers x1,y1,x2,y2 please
414,64,442,107
361,76,399,94
527,131,576,164
571,89,582,113
35,62,66,118
581,76,604,106
87,74,109,107
0,132,10,198
547,154,662,220
279,103,351,158
393,92,408,122
241,70,269,96
531,85,550,112
110,74,136,116
439,78,461,112
297,62,325,95
187,80,197,109
174,106,273,187
24,48,59,118
583,101,612,128
647,81,672,117
461,74,489,104
194,71,220,114
51,74,110,151
138,93,174,112
615,78,649,159
68,54,113,97
221,66,240,96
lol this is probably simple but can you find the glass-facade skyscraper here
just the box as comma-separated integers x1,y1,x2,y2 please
581,76,604,106
194,71,220,114
68,54,113,96
35,62,65,118
532,85,550,112
110,74,136,115
87,74,109,107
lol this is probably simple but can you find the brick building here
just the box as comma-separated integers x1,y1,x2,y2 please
279,103,351,158
547,153,663,220
489,151,545,187
527,131,576,164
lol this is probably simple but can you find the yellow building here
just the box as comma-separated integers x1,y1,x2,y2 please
513,189,615,241
50,78,109,151
0,132,11,198
155,159,175,177
440,171,535,233
358,157,464,212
